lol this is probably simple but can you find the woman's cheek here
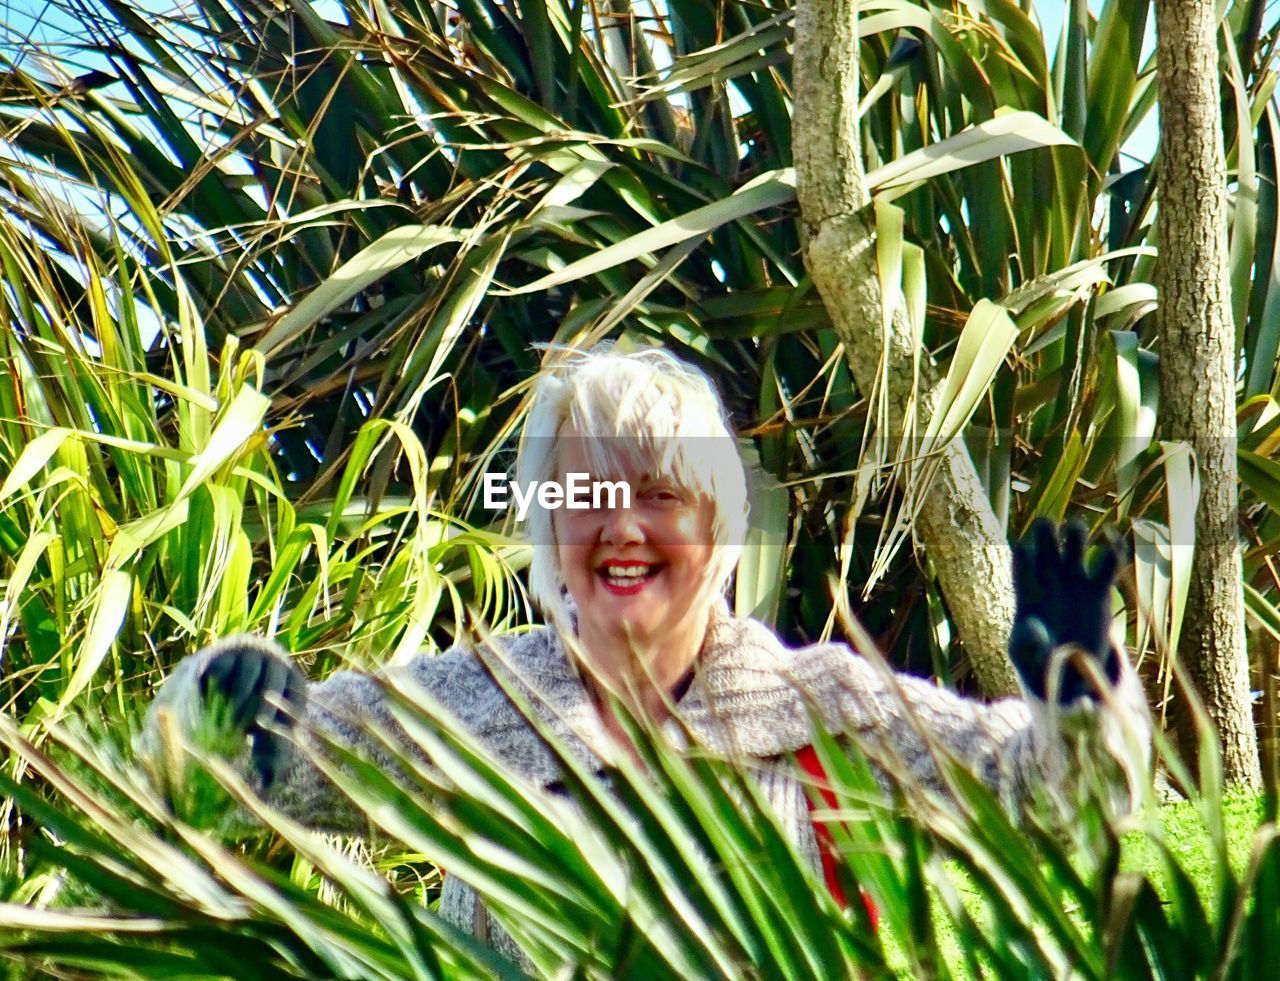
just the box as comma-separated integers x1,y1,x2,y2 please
554,510,598,547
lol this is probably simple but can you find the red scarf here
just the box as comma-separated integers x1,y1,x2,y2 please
795,744,879,929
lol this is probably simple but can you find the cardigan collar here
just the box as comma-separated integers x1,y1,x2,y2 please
469,600,856,786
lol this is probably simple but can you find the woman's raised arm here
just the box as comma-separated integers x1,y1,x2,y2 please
819,520,1152,819
136,636,480,833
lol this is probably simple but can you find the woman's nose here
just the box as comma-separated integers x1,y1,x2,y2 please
599,504,644,545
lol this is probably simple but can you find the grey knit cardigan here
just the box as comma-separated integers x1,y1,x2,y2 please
145,601,1151,959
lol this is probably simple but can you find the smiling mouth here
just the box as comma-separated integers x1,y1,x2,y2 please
596,562,663,594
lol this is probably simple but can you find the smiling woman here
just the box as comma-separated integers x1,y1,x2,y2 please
552,429,719,716
137,345,1153,964
519,349,746,726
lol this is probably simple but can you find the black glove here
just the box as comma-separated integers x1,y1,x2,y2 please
196,637,306,789
1009,519,1122,704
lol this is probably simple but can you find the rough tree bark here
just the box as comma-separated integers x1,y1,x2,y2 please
791,0,1019,696
1154,0,1261,786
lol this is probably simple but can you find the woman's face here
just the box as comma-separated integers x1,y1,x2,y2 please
552,432,717,659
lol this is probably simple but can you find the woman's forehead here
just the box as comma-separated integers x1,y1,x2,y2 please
556,431,672,481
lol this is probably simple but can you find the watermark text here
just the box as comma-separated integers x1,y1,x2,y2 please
483,472,630,520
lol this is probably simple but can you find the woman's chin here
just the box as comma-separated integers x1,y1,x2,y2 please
580,603,663,646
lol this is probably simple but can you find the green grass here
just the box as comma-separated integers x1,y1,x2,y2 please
1126,790,1267,905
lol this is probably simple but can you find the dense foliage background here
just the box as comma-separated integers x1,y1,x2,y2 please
2,0,1280,976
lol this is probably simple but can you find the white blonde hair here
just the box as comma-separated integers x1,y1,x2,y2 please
516,346,750,630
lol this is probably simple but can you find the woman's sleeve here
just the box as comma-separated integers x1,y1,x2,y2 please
817,649,1152,820
138,637,476,834
267,664,421,833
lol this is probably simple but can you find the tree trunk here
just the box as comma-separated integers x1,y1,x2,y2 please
791,0,1019,696
1154,0,1261,787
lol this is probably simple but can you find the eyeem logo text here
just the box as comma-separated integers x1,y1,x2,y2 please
483,473,631,520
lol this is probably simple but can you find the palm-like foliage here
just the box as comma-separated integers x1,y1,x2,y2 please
6,0,1280,693
0,660,1273,979
0,178,527,735
3,0,1280,976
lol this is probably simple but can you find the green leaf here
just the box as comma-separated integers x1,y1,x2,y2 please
255,226,468,356
177,385,270,495
50,569,132,720
506,169,797,294
0,428,73,501
923,299,1020,446
1161,441,1199,657
734,442,789,625
867,110,1077,195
